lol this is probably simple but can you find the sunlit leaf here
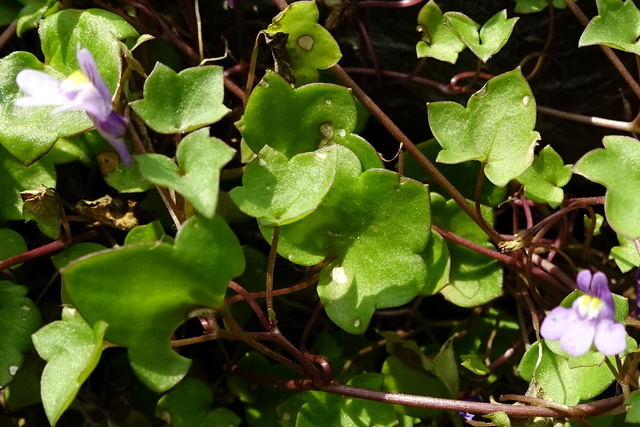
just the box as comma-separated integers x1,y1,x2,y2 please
428,68,539,188
130,63,230,134
514,0,571,14
517,145,572,208
579,0,640,55
32,307,106,426
16,0,57,36
610,235,640,273
415,1,466,63
573,135,640,239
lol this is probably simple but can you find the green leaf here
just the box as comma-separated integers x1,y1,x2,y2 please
124,221,167,246
431,194,503,307
62,215,245,392
297,373,398,427
156,377,241,427
486,411,511,427
518,341,616,405
514,0,570,14
20,186,61,239
517,145,572,208
610,235,640,273
16,0,57,36
420,228,451,296
573,135,640,239
0,282,40,388
625,391,640,424
444,10,518,62
579,0,640,55
0,229,27,268
428,68,539,188
136,128,236,218
264,0,342,86
0,145,56,220
460,353,490,375
239,71,382,169
0,0,21,27
415,1,466,63
50,243,106,271
32,307,107,426
229,145,338,226
130,63,230,134
99,152,154,193
402,139,507,207
263,146,430,333
1,9,137,165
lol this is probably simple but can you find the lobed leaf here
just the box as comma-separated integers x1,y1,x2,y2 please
230,145,338,226
573,135,640,239
31,307,106,426
514,0,571,14
579,0,640,55
262,146,430,333
264,0,342,86
610,234,640,273
15,0,57,36
0,282,40,388
415,1,466,63
136,128,236,218
428,68,540,188
62,215,245,392
130,63,230,134
444,10,518,62
517,145,572,208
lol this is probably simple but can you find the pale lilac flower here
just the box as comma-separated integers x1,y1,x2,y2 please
541,270,627,357
15,47,131,167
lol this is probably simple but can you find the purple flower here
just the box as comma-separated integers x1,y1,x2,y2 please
15,47,131,167
540,270,627,357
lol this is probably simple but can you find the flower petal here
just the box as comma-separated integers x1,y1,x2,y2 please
77,47,112,104
590,271,615,319
52,84,109,118
15,70,67,107
594,320,627,356
92,111,131,167
540,306,574,341
559,318,595,357
576,269,592,293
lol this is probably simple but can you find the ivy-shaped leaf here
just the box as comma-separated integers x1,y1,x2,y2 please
15,0,57,36
136,128,235,218
444,10,518,62
124,221,167,246
239,72,382,170
297,373,398,426
264,0,342,86
402,139,507,207
625,391,640,424
156,378,241,427
0,282,40,388
610,234,640,273
420,229,450,296
517,145,572,208
130,63,230,134
230,145,338,226
62,215,245,392
0,9,137,165
579,0,640,55
415,1,466,64
98,152,154,193
0,229,27,268
518,341,616,405
428,68,540,188
31,307,106,426
262,146,430,333
0,145,56,220
573,135,640,239
514,0,572,14
431,193,503,307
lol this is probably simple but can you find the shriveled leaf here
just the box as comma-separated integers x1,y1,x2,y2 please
444,10,518,62
579,0,640,55
573,135,640,239
0,282,40,388
517,145,572,208
130,63,230,134
264,0,341,86
262,146,429,333
21,186,61,239
415,1,466,63
230,145,338,226
238,71,382,170
136,128,235,218
62,215,244,392
428,68,539,188
32,307,106,426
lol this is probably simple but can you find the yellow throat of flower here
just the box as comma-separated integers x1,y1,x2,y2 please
61,71,92,90
577,295,604,319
